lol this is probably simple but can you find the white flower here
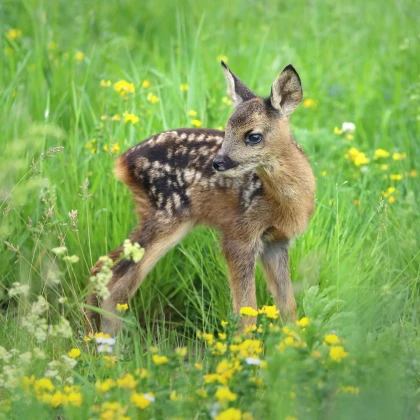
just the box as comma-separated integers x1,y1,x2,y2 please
97,344,114,353
19,352,32,365
63,255,79,264
95,337,116,346
245,357,261,365
61,355,78,370
341,122,356,134
8,282,30,297
0,347,11,362
144,393,155,402
52,246,67,256
123,239,144,263
52,317,73,339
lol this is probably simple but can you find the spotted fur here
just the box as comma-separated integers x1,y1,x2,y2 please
86,62,316,334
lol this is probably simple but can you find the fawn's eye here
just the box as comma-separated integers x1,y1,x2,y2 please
246,133,263,145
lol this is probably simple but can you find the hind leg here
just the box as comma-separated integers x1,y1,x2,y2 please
86,216,192,335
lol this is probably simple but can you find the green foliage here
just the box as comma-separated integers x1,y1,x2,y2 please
1,0,420,418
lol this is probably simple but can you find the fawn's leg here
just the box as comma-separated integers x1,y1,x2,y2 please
260,239,297,321
87,218,192,335
222,237,259,329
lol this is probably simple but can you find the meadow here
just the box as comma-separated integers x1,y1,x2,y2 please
1,0,420,418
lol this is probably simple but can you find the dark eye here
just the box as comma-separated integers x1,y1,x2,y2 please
246,133,263,145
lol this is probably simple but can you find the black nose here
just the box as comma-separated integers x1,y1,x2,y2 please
212,156,226,172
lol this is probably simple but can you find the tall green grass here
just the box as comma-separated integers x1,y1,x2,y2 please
1,0,420,418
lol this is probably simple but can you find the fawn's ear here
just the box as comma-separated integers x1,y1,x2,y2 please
221,61,257,107
270,65,302,116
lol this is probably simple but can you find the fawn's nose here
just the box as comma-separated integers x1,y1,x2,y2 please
212,156,227,172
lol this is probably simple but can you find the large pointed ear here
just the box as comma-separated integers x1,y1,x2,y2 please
221,61,257,107
270,65,302,116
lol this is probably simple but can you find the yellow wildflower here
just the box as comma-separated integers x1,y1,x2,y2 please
170,390,183,401
203,333,215,345
388,196,396,204
150,346,159,353
116,303,128,312
67,391,83,406
296,317,310,327
196,388,208,398
103,355,117,367
324,333,340,345
321,170,327,176
188,109,197,117
123,112,139,124
212,342,227,355
75,51,85,61
221,320,229,327
100,80,112,87
6,28,23,40
194,363,203,370
147,92,159,103
175,347,187,357
114,80,135,96
333,126,342,135
141,80,151,88
374,148,390,159
67,348,81,358
83,335,92,343
222,96,232,105
135,368,150,378
103,145,109,152
50,391,65,408
258,305,279,319
390,174,403,181
392,152,406,160
244,325,257,334
95,378,115,393
111,113,121,121
215,408,242,420
85,138,96,154
130,392,154,409
117,373,137,389
410,169,417,177
303,98,318,109
191,119,202,127
204,373,222,384
219,333,227,340
34,378,55,393
341,386,360,395
381,164,389,170
240,307,258,317
180,83,189,92
152,354,168,365
217,54,229,63
111,143,120,154
382,187,395,198
215,386,237,403
354,152,369,167
329,345,348,362
100,115,108,121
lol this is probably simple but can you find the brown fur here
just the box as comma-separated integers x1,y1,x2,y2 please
85,62,315,334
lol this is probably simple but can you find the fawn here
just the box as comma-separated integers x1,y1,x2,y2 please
86,61,315,334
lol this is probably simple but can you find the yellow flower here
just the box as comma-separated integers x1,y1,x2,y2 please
388,196,396,204
392,152,406,160
135,367,150,378
353,152,369,167
296,317,310,327
382,186,395,198
244,325,257,333
194,363,203,370
258,305,279,319
303,98,318,109
100,115,108,121
111,143,120,154
222,96,232,105
217,54,228,63
67,348,81,358
191,119,202,127
117,373,137,389
50,390,65,408
75,51,85,61
381,164,389,170
390,174,403,181
410,169,417,177
114,80,135,96
188,109,198,117
150,346,159,353
240,307,258,317
152,354,168,365
196,388,208,398
7,29,23,40
141,80,151,88
221,320,229,327
203,333,215,345
67,391,83,407
329,345,348,362
147,92,160,104
111,113,121,121
123,112,139,124
333,126,342,135
324,333,340,345
212,342,227,355
103,145,109,152
341,386,359,395
215,408,242,420
175,347,187,357
130,392,154,409
34,378,55,393
170,390,183,401
180,83,189,92
219,333,227,340
95,378,115,393
116,303,128,312
103,355,117,367
374,148,390,159
100,79,112,87
215,386,237,402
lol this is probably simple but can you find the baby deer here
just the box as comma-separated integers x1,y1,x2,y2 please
86,61,315,334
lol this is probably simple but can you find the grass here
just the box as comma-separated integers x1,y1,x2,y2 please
1,0,420,419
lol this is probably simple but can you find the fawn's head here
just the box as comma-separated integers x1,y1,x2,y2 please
213,61,303,175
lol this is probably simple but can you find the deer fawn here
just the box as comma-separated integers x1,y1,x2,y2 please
86,61,315,335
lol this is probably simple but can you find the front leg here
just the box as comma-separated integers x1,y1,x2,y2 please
222,238,258,328
260,239,297,322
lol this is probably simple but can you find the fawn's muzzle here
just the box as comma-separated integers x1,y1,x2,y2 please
212,154,238,172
